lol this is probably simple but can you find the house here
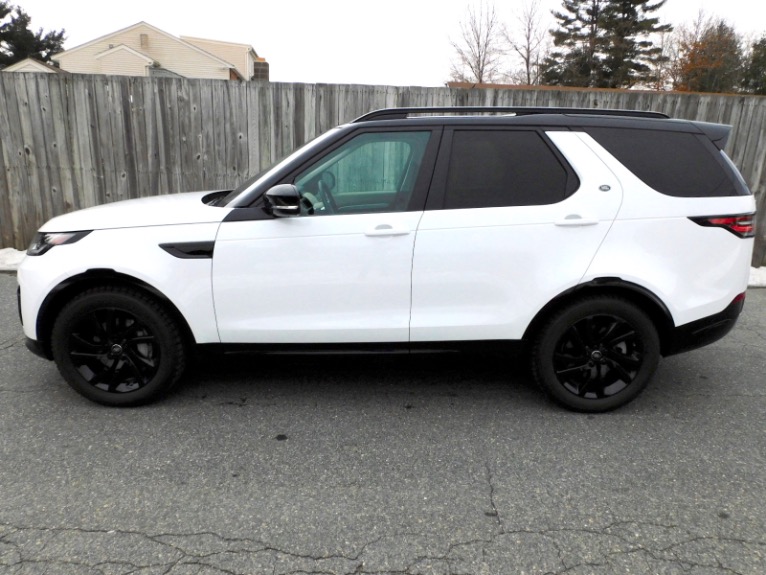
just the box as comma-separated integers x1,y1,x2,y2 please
50,21,268,81
1,58,67,74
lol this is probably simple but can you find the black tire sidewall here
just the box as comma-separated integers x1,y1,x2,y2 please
51,288,185,406
532,297,660,412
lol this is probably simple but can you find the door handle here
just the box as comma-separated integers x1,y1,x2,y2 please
365,224,411,237
555,215,599,227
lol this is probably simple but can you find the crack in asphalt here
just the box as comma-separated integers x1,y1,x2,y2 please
1,519,764,574
484,463,503,530
0,335,24,352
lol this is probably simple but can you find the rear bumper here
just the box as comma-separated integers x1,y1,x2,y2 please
663,294,746,356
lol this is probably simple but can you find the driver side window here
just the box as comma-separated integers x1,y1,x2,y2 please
293,131,431,216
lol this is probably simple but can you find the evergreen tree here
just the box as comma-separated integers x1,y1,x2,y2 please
601,1,671,88
0,1,65,68
742,36,766,95
542,0,671,88
543,0,608,87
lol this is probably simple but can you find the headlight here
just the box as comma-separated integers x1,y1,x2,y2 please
26,231,92,256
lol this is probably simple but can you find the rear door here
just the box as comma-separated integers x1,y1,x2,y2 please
410,128,622,342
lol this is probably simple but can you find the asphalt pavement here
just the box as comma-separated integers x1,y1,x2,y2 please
1,272,765,574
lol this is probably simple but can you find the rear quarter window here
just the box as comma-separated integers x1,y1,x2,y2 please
585,127,748,197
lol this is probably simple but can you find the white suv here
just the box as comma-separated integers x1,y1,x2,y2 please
17,107,756,411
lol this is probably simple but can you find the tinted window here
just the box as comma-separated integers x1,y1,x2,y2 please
585,127,746,197
444,130,570,209
294,131,431,215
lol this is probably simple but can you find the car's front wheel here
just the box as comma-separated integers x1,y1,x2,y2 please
51,286,187,406
531,296,660,412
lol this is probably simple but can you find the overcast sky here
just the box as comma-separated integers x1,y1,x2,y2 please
15,0,766,86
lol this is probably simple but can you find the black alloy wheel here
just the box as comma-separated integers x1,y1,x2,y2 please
532,296,660,412
67,307,160,394
51,287,186,406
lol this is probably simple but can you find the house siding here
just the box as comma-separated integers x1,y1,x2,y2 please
181,36,254,79
97,49,152,77
54,23,232,80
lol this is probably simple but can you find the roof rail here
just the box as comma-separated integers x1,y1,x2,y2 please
353,106,669,122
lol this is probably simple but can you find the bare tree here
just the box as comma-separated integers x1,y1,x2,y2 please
660,11,746,93
504,0,548,85
647,28,675,90
661,11,709,90
449,2,505,84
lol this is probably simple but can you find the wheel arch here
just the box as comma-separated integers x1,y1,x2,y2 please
523,278,677,356
36,269,196,359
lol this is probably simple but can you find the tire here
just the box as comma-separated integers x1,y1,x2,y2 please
51,286,187,406
531,296,660,412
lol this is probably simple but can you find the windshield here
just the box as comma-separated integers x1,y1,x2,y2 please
219,128,343,207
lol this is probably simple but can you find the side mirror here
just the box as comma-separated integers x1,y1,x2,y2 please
264,184,301,217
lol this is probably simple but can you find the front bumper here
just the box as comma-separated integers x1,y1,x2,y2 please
25,337,51,360
19,282,51,360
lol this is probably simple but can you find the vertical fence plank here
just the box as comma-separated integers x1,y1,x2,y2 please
87,76,110,205
109,75,131,203
33,74,64,222
13,75,44,245
246,81,261,180
153,77,182,195
257,81,275,172
208,80,228,188
197,80,216,190
166,78,183,194
116,77,139,200
0,75,19,248
139,77,161,197
69,76,97,209
225,80,249,187
127,77,149,198
179,78,207,193
48,75,77,214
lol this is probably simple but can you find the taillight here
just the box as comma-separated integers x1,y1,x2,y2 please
689,214,755,238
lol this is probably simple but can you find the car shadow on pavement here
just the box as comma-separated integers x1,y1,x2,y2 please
172,349,545,409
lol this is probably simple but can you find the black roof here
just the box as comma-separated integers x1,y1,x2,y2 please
348,106,730,146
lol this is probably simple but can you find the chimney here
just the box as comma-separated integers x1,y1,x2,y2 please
252,57,269,81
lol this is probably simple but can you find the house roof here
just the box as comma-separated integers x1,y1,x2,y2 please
2,57,67,73
180,35,259,58
53,21,243,74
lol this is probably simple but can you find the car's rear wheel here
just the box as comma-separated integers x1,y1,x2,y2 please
531,296,660,412
51,287,186,406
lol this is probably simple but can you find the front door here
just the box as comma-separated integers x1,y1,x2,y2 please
213,129,437,344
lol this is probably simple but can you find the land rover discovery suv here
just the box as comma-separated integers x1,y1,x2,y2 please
17,107,756,411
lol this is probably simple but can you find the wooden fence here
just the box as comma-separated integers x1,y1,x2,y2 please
1,74,765,264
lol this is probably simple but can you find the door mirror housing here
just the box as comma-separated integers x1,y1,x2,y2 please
264,184,301,217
